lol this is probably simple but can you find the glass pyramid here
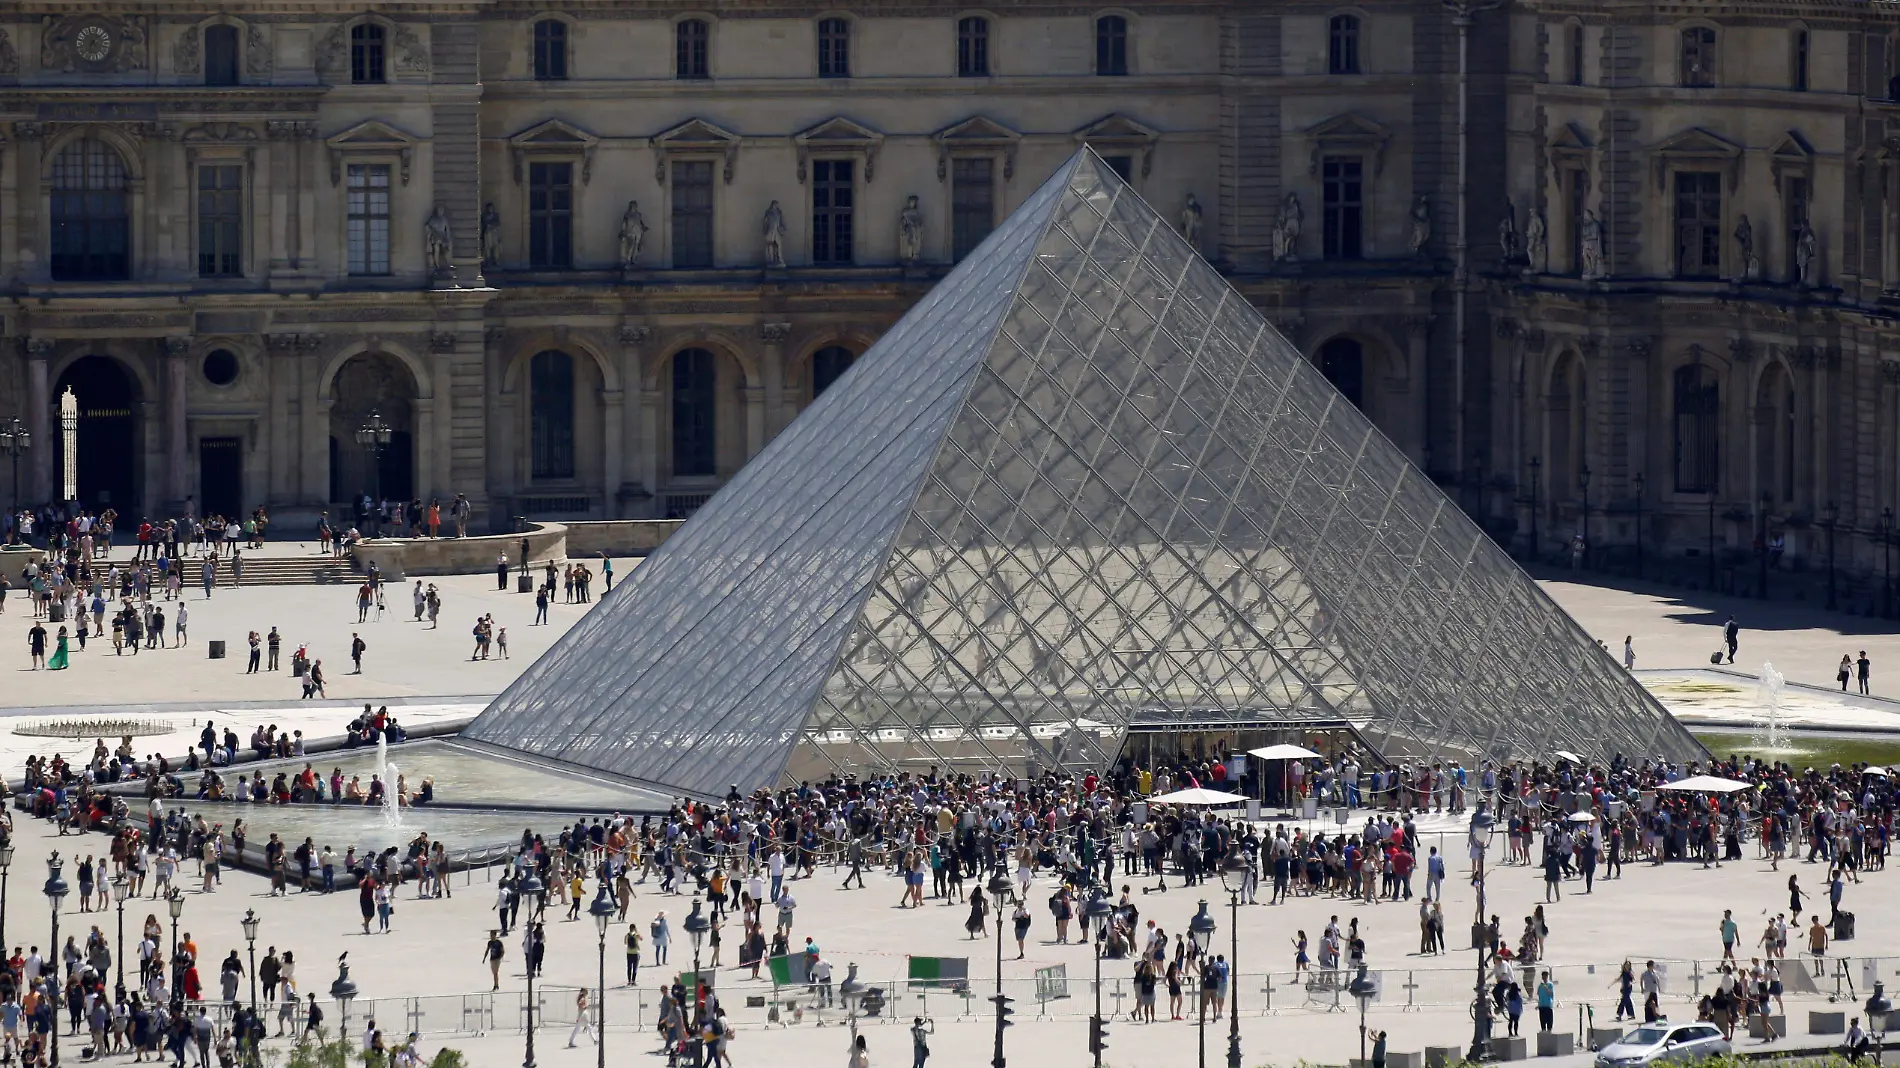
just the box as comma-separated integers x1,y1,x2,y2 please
464,150,1705,797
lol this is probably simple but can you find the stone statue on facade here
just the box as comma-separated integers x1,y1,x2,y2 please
762,200,787,269
479,202,500,267
1734,214,1759,281
424,204,452,275
1408,195,1431,256
898,195,924,265
618,201,648,269
1497,202,1521,266
1579,210,1604,280
1525,210,1547,272
1794,220,1817,288
1271,192,1302,263
1179,193,1203,249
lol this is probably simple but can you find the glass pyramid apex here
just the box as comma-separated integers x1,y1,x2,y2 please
465,150,1704,798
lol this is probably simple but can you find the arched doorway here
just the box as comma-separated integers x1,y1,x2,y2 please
1318,337,1365,410
671,348,717,478
327,352,417,507
54,356,140,512
1546,352,1586,504
811,345,857,399
1755,362,1797,506
530,350,576,480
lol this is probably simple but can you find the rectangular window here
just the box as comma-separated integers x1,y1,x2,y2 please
345,163,391,276
205,25,240,87
811,159,854,265
817,18,850,78
1566,169,1588,274
951,156,995,261
528,161,574,269
1673,170,1722,277
533,20,568,81
1096,16,1128,75
958,16,989,76
197,164,243,278
351,23,386,84
1793,29,1809,91
1567,24,1584,85
1101,155,1134,182
1321,155,1364,260
1784,176,1809,281
676,20,710,79
671,160,715,269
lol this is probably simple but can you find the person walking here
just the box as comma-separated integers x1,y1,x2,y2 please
1857,651,1872,695
566,988,596,1048
351,633,366,674
27,621,45,669
625,923,641,985
201,555,216,599
47,626,68,670
1623,636,1636,670
1722,615,1739,664
483,930,504,991
910,1016,933,1068
1838,654,1854,692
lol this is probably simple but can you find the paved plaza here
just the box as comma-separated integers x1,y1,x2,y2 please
0,549,1897,1066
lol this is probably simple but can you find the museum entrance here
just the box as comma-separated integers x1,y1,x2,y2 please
54,355,140,513
198,436,243,520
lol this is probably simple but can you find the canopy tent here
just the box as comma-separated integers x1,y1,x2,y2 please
1248,744,1323,761
1149,788,1249,806
1657,775,1753,793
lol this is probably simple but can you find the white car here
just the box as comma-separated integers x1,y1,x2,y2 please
1594,1022,1731,1067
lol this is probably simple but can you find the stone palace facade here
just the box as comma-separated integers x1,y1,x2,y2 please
3,0,1898,593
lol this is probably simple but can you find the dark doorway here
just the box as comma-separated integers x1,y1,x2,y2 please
54,355,140,512
1318,337,1366,410
198,437,242,519
379,431,414,502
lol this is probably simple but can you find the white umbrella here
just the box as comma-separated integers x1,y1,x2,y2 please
1864,767,1890,777
1565,811,1598,823
1248,744,1323,761
1149,788,1249,807
1657,774,1753,794
1552,750,1586,764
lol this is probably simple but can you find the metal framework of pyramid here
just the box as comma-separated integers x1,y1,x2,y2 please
464,150,1704,798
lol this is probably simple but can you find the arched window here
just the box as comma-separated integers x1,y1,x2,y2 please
51,139,130,282
676,19,709,79
672,348,718,477
1673,364,1720,492
1318,337,1364,410
530,350,576,479
812,346,856,397
958,16,990,76
1791,29,1809,91
204,24,239,86
1548,353,1586,498
817,17,851,77
1328,14,1361,75
1095,15,1128,76
533,19,568,80
1756,364,1798,504
351,22,386,84
1679,26,1716,87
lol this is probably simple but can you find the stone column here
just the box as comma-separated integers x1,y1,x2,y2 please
602,390,625,519
759,322,791,443
164,338,191,510
1401,314,1435,469
298,336,328,509
639,388,662,515
14,124,47,285
23,339,51,503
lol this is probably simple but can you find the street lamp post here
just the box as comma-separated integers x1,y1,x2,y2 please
1633,473,1646,580
167,889,185,1009
1466,809,1496,1061
1824,500,1840,611
987,872,1014,1068
329,958,358,1045
839,963,865,1053
589,886,615,1068
111,873,127,1000
354,410,393,534
1083,893,1114,1068
0,417,28,538
1527,455,1541,562
0,843,15,957
519,871,543,1068
1877,501,1892,619
1215,866,1244,1068
1188,900,1217,1068
44,852,68,1068
241,909,260,1011
683,897,710,1055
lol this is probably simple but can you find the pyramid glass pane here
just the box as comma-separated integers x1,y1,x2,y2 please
465,150,1704,798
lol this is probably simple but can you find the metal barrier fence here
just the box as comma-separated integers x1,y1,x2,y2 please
259,954,1900,1040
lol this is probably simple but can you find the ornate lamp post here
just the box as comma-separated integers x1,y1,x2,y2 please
518,870,543,1068
167,889,185,1011
839,963,865,1051
0,843,16,956
683,898,710,1040
1188,900,1217,1068
1083,892,1114,1068
1633,472,1646,580
589,885,615,1068
987,872,1014,1068
1466,808,1497,1061
1526,455,1541,561
1824,500,1840,611
329,957,358,1044
111,873,128,1000
1215,864,1245,1068
354,410,393,531
0,417,28,535
241,909,260,1011
44,853,68,1068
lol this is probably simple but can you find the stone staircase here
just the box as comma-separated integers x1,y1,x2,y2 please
208,554,361,587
